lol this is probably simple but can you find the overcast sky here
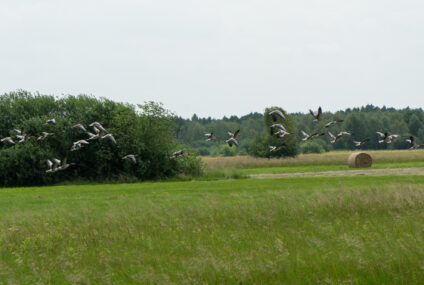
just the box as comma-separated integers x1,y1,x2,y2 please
1,0,423,118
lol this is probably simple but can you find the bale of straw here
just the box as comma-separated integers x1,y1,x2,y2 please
347,152,372,168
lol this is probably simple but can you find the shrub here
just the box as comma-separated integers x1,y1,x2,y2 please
0,91,202,186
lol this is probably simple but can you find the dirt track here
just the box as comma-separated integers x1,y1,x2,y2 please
250,167,424,179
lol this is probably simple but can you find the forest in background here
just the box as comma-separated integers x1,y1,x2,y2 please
175,105,424,156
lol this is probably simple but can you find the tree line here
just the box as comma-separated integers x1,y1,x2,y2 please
175,105,424,156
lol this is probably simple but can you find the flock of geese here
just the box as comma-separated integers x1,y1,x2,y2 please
1,106,423,174
204,106,424,152
0,119,186,174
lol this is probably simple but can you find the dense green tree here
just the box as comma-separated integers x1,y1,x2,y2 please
249,107,298,158
0,91,201,186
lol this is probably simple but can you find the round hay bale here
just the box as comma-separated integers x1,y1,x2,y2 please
348,152,372,168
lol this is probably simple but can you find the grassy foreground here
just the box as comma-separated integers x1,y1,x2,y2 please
1,176,424,283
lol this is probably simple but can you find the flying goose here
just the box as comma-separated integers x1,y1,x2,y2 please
46,159,55,173
52,158,61,170
324,120,344,128
309,107,322,122
328,131,351,144
275,129,290,138
270,124,287,135
46,158,75,172
37,132,54,141
269,110,285,122
71,139,89,151
353,138,370,147
45,119,56,125
271,124,287,131
301,130,325,141
406,136,423,150
171,149,186,159
376,132,388,143
1,137,15,145
122,154,137,164
16,134,26,143
89,122,106,133
386,134,399,144
72,124,87,133
101,134,117,144
269,145,286,152
226,138,239,147
377,132,399,144
86,132,100,141
16,134,33,143
228,130,240,139
204,132,216,141
56,158,76,171
92,126,101,134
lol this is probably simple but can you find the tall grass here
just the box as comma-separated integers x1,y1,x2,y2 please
1,176,424,283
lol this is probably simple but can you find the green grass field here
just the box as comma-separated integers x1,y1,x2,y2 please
2,175,424,283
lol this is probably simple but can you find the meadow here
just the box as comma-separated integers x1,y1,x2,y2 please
1,175,424,283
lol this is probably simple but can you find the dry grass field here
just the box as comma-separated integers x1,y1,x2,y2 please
202,150,424,177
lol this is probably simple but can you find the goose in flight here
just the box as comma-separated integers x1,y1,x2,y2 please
226,138,239,147
228,130,240,139
1,137,15,145
71,139,89,151
353,138,370,147
328,131,351,144
301,131,325,141
86,132,100,141
269,110,285,122
46,159,55,173
14,129,23,135
45,119,56,125
269,145,286,152
37,132,54,141
52,158,61,170
386,134,399,144
309,107,322,122
72,124,87,133
377,132,399,143
376,132,388,143
16,134,26,143
204,132,216,141
171,149,186,159
16,134,33,143
122,154,137,164
406,136,423,150
271,124,287,131
89,122,107,133
47,158,75,172
270,124,287,135
275,130,290,138
56,158,76,171
101,134,117,144
324,120,344,128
